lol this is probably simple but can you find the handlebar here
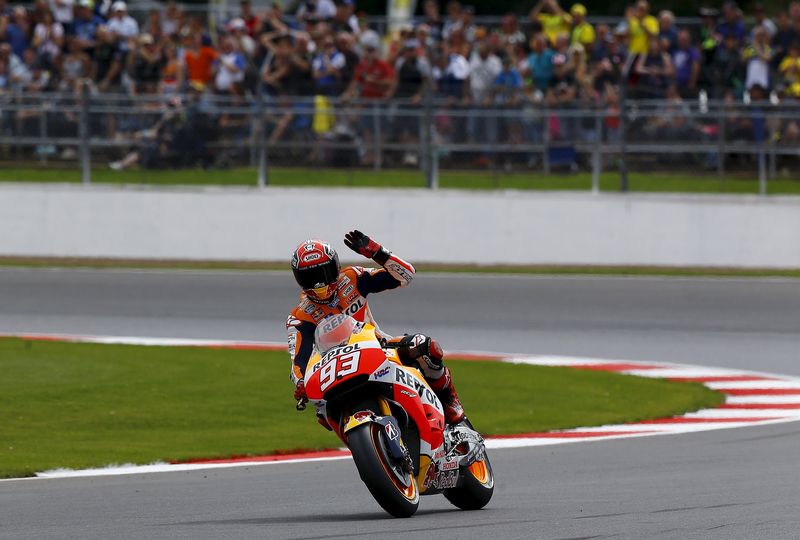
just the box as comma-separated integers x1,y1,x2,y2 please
296,397,308,411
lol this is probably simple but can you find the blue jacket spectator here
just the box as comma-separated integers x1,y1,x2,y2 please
527,34,555,91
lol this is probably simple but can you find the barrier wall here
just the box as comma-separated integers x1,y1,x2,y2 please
3,183,800,268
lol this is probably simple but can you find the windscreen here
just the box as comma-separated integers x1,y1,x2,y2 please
314,314,358,353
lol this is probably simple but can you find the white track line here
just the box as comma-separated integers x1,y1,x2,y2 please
2,332,799,481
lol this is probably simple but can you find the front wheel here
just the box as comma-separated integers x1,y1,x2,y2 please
443,453,494,510
348,422,419,518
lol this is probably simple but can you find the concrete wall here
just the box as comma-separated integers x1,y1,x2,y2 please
3,183,800,268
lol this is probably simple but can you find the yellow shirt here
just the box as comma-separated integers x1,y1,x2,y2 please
538,13,571,46
779,56,800,96
571,21,595,46
628,15,658,55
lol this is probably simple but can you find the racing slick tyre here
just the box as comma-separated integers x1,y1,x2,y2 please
348,422,420,518
443,453,494,510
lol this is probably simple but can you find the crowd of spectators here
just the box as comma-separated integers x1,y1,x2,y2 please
2,0,800,168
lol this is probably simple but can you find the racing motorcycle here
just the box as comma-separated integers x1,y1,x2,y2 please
298,314,494,518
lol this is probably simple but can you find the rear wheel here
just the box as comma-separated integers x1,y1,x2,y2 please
348,422,419,518
443,453,494,510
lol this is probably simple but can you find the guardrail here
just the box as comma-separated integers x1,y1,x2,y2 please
1,86,799,192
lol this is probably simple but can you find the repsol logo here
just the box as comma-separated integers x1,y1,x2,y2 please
394,370,437,404
342,298,364,316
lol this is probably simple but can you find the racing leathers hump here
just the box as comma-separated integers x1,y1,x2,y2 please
286,253,415,386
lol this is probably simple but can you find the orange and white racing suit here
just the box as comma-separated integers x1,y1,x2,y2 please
286,253,415,387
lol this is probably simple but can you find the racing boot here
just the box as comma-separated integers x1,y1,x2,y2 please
399,334,466,425
427,366,465,425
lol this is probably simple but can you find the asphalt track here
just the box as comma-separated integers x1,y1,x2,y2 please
1,268,800,539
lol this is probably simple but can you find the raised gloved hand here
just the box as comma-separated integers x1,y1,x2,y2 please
344,230,382,259
294,379,308,410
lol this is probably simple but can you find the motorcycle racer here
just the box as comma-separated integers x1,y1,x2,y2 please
287,230,465,425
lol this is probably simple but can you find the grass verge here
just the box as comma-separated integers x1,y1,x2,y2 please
1,167,800,194
0,256,799,278
0,338,722,479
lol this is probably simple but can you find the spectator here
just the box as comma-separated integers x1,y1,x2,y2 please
752,3,777,39
392,39,430,164
297,0,336,23
228,18,256,58
73,0,103,52
436,41,469,102
546,51,578,140
569,4,594,48
214,36,245,95
93,25,124,92
238,0,259,37
643,84,695,140
311,33,345,95
259,2,288,35
442,0,462,41
590,24,611,62
107,2,138,54
591,49,624,92
48,0,73,32
526,33,555,92
331,0,358,35
628,0,658,56
393,39,429,102
465,39,500,162
497,13,525,48
717,1,746,45
160,42,180,94
530,0,570,47
161,1,183,38
129,33,163,94
634,35,674,98
21,48,51,91
672,29,701,97
658,10,677,54
779,41,800,97
143,10,165,45
345,33,395,100
710,33,744,97
494,54,524,150
468,39,501,105
1,6,31,59
335,31,359,87
743,25,774,91
493,53,523,106
32,9,64,70
59,36,91,91
182,31,218,87
772,11,797,65
422,0,443,42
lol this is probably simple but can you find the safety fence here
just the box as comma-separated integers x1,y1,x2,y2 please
1,87,799,192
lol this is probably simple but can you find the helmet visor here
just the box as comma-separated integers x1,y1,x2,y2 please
293,261,339,290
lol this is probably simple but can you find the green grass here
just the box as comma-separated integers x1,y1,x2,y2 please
1,256,799,278
2,166,800,194
0,338,722,478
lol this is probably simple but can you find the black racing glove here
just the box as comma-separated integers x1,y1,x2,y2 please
344,230,389,264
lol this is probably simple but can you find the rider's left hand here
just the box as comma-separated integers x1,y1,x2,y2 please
344,230,381,259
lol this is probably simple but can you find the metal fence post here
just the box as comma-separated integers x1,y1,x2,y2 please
542,107,550,175
373,102,382,171
256,91,268,187
618,75,629,192
758,145,767,195
717,101,725,181
591,110,602,194
79,80,91,185
422,85,436,189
